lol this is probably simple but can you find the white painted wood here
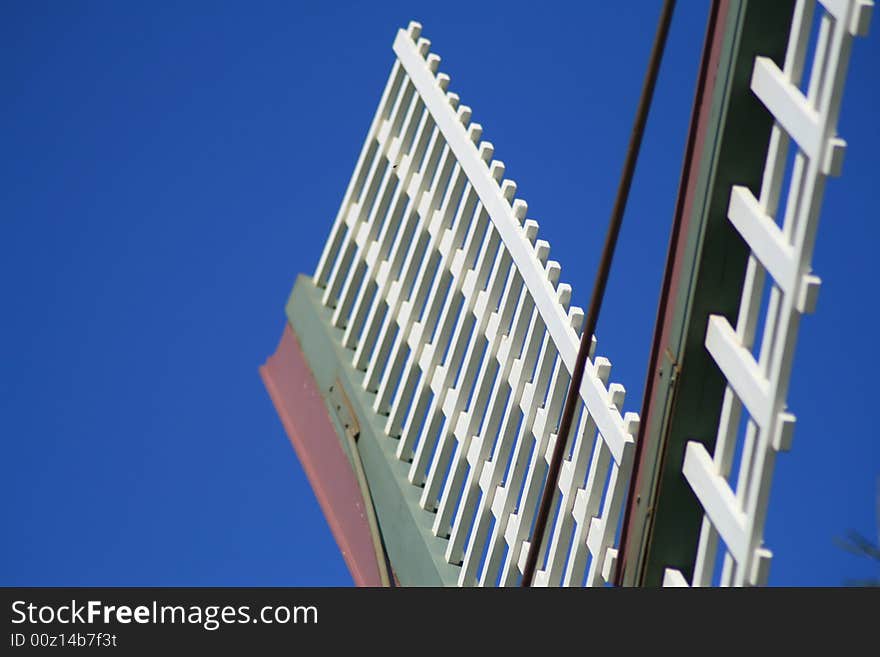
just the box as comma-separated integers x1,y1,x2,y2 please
446,269,539,566
585,416,637,586
727,186,797,300
314,27,412,289
311,22,641,587
459,304,548,585
322,56,420,310
330,87,425,331
382,140,487,439
422,230,516,519
540,402,597,585
372,135,474,421
682,441,748,564
673,0,871,587
363,130,483,396
350,111,443,371
481,326,557,586
663,568,690,587
342,98,435,350
394,30,636,465
432,257,524,539
357,127,449,385
704,315,771,429
500,304,585,585
390,173,486,450
407,214,496,488
821,0,874,34
751,57,823,165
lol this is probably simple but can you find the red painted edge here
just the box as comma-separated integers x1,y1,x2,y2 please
260,323,384,587
615,0,730,584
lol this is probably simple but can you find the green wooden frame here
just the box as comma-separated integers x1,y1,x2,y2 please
618,0,796,586
286,275,460,586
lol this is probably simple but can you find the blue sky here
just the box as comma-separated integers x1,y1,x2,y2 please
1,1,877,586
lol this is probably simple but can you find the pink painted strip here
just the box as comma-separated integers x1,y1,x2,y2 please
260,324,384,587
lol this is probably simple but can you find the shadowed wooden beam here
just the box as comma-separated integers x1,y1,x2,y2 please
616,0,796,586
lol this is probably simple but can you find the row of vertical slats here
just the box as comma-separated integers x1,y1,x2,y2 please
312,21,638,586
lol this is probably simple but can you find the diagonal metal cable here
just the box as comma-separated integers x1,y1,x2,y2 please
521,0,677,587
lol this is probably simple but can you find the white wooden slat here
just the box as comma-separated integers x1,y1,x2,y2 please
751,57,823,164
499,304,584,584
602,548,619,583
534,349,601,585
362,149,446,396
389,156,497,444
499,366,568,584
465,256,558,548
663,568,690,587
560,361,613,588
360,95,470,397
563,436,612,587
784,0,818,89
562,488,592,586
585,420,638,586
551,403,629,587
342,88,440,343
683,441,749,566
376,207,450,426
358,205,433,385
727,186,797,297
705,315,771,430
315,143,379,289
691,389,744,587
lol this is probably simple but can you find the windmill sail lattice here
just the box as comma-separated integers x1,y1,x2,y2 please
264,0,871,587
664,0,872,587
313,22,638,587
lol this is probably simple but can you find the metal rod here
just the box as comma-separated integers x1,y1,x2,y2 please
521,0,677,587
344,428,393,587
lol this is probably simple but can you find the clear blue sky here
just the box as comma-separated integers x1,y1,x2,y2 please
1,1,877,586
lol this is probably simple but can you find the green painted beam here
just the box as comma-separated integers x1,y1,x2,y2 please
286,274,461,587
621,0,795,586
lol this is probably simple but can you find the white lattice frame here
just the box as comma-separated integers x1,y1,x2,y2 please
312,22,639,586
664,0,872,588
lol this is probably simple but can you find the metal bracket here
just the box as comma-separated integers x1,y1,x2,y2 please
329,378,360,441
659,347,680,386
